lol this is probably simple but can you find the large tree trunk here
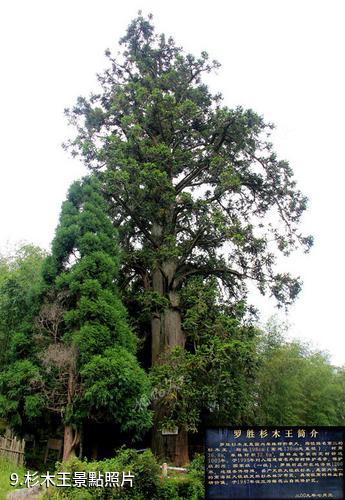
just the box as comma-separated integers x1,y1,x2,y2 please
151,257,189,465
62,360,80,462
151,419,189,467
151,260,186,362
62,425,80,462
151,291,185,364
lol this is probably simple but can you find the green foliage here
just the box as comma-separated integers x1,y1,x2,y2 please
65,13,312,307
81,347,152,436
187,453,204,477
0,244,46,366
0,360,43,427
50,178,136,355
61,13,315,457
254,320,345,426
38,176,152,433
0,244,46,430
0,458,27,498
150,335,257,432
2,15,336,474
45,448,204,499
0,178,152,442
150,280,258,431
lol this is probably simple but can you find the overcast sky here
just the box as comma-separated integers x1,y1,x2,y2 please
1,0,344,364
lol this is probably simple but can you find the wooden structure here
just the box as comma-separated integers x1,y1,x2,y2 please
44,437,63,463
161,463,188,477
0,430,25,466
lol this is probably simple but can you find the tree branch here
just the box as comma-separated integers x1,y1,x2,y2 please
110,195,159,248
174,263,244,288
178,225,206,263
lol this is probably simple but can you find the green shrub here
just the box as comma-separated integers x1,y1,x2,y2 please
116,448,160,498
188,453,204,477
44,449,204,500
0,458,26,499
156,475,204,500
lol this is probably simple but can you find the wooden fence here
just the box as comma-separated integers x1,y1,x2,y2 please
0,430,25,466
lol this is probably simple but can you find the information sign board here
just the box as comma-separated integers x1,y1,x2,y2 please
206,427,344,499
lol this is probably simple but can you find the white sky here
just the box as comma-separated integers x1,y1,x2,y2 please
1,1,344,364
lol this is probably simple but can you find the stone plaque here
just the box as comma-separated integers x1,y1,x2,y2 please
206,427,344,499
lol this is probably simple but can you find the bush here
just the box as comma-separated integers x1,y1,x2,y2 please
44,449,205,499
0,458,26,499
157,475,204,500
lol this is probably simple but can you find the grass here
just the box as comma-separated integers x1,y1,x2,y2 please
0,458,26,498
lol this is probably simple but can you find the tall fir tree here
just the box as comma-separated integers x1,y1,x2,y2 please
38,176,152,460
64,14,312,464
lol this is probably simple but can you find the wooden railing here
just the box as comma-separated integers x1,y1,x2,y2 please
161,463,188,477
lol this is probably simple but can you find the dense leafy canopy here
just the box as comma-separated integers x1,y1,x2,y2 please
0,180,152,443
150,277,258,432
0,245,46,430
39,177,152,435
63,14,314,464
254,321,345,426
0,245,46,366
65,14,312,306
2,15,338,472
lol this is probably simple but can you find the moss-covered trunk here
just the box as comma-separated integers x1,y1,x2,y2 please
151,260,189,465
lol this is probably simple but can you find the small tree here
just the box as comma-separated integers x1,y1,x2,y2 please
150,278,258,442
64,14,312,463
0,245,46,432
255,324,345,426
0,244,46,367
39,177,152,460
